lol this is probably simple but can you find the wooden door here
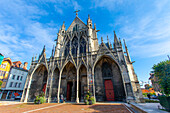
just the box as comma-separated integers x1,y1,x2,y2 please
42,83,46,93
66,82,72,101
104,80,115,101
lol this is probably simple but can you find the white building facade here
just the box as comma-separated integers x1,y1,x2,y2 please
0,66,28,100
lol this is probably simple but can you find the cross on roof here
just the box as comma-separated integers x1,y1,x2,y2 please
74,10,80,17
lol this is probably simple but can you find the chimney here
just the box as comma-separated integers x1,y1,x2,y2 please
24,62,28,70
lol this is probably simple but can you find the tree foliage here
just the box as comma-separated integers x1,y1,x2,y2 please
0,80,2,89
152,60,170,96
145,84,152,89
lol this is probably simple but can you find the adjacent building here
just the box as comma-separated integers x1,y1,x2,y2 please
149,71,161,94
0,60,28,100
21,14,143,103
0,58,13,87
141,88,155,94
0,53,4,65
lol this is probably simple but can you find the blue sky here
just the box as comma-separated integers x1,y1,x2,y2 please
0,0,170,84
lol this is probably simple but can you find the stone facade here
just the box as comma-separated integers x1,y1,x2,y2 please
149,72,161,94
21,14,143,103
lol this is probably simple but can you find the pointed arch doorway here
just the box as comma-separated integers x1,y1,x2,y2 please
61,61,77,102
94,55,126,101
29,64,48,101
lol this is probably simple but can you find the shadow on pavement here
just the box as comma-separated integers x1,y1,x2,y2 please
89,104,130,113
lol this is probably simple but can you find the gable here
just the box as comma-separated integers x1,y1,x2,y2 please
67,17,87,32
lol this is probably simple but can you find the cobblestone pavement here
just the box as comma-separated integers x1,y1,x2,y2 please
0,103,133,113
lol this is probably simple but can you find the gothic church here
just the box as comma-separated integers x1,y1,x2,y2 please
21,13,143,103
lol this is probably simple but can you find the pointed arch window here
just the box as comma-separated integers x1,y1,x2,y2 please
102,62,112,77
71,36,78,56
64,40,70,56
80,36,86,54
73,24,79,32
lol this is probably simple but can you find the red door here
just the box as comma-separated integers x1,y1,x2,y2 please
42,83,46,93
66,82,72,101
104,80,115,101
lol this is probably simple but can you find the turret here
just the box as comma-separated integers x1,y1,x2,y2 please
61,21,65,35
87,14,92,29
54,22,65,57
87,14,93,51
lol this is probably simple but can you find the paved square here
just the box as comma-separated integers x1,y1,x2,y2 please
0,103,133,113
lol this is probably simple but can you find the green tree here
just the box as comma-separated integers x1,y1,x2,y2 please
145,84,152,89
152,60,170,96
0,80,3,91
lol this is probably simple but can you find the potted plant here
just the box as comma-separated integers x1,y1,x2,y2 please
84,91,95,105
34,92,46,104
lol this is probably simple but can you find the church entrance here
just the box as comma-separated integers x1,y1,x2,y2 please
94,56,126,101
61,62,77,102
104,79,115,101
66,82,73,101
29,64,48,101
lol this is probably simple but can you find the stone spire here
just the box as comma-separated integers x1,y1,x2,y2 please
114,31,119,46
35,54,37,61
107,35,109,43
43,45,46,53
101,37,103,43
87,14,92,28
39,45,46,60
123,39,131,62
61,21,65,31
107,35,112,48
94,23,96,30
51,45,55,57
32,54,34,62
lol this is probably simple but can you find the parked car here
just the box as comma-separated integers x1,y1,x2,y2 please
151,95,158,99
15,96,21,100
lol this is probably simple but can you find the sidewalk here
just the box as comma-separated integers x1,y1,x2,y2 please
0,100,23,106
131,103,168,113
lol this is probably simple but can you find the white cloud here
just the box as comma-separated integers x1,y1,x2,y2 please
0,0,57,64
92,0,123,11
42,0,82,15
72,1,81,10
0,0,82,65
54,6,63,14
120,13,170,58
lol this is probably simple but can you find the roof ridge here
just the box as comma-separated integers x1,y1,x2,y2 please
66,16,87,32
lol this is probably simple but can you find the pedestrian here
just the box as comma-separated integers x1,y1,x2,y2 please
60,94,64,103
147,93,151,100
158,93,160,96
